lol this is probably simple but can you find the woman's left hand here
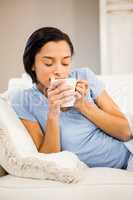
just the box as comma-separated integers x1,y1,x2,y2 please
74,80,88,109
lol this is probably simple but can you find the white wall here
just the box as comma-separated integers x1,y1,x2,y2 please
100,0,133,75
0,0,100,92
73,0,100,73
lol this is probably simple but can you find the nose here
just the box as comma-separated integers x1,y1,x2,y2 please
53,65,63,78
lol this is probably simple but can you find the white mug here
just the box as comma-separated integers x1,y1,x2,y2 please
61,78,76,107
51,78,76,107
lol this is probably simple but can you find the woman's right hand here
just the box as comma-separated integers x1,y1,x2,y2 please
47,79,75,117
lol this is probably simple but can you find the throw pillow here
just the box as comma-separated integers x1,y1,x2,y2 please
0,96,87,183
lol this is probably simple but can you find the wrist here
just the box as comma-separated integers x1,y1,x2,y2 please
75,98,92,113
48,112,60,120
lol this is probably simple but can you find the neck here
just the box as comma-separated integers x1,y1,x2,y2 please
36,83,48,97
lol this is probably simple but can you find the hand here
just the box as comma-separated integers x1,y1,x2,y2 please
47,79,75,117
74,80,88,109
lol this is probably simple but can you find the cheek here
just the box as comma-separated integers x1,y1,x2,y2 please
62,66,71,74
35,67,52,85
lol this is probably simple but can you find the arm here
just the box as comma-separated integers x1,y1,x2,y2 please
39,114,60,153
75,81,131,141
21,115,60,153
20,79,74,153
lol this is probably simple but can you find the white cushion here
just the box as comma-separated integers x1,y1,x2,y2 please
0,97,37,154
0,97,87,183
98,74,133,113
1,168,133,200
8,73,33,91
98,75,133,154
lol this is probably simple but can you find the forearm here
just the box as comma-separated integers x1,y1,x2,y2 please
39,114,61,153
76,99,131,141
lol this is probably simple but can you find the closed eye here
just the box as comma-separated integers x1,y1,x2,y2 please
63,64,69,66
45,63,52,67
45,63,69,67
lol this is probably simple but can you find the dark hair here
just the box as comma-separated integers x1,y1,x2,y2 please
23,27,74,83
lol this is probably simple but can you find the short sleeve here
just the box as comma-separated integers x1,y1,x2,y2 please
86,68,105,100
9,89,37,122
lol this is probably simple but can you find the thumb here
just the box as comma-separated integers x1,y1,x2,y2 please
75,91,82,99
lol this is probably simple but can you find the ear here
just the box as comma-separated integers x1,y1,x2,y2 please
32,65,35,71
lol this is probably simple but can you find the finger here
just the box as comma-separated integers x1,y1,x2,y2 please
76,80,88,84
76,80,88,89
48,83,73,96
76,83,85,90
75,91,82,99
49,90,75,103
76,83,88,91
59,90,75,100
49,95,62,105
76,82,88,94
61,96,75,105
76,88,84,97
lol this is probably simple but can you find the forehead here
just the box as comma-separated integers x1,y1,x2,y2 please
39,40,71,57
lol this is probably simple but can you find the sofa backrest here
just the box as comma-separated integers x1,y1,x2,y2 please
3,72,133,114
98,74,133,113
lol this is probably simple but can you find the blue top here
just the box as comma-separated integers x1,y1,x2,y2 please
9,68,130,168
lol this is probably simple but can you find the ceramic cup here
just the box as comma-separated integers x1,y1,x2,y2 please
51,78,76,107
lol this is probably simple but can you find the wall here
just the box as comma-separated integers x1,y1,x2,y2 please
100,0,133,75
0,0,100,92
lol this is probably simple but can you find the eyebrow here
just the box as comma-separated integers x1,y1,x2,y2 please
42,56,71,59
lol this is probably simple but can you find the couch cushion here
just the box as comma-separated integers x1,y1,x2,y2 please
0,168,133,200
98,74,133,113
98,75,133,154
0,97,87,184
0,97,38,154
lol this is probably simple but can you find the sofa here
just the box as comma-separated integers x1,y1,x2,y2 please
0,73,133,200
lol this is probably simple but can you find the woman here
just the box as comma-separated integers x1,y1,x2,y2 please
10,27,132,169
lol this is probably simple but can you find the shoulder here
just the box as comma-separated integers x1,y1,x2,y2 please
70,67,105,100
8,87,38,122
69,67,98,82
8,86,40,114
69,67,92,79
